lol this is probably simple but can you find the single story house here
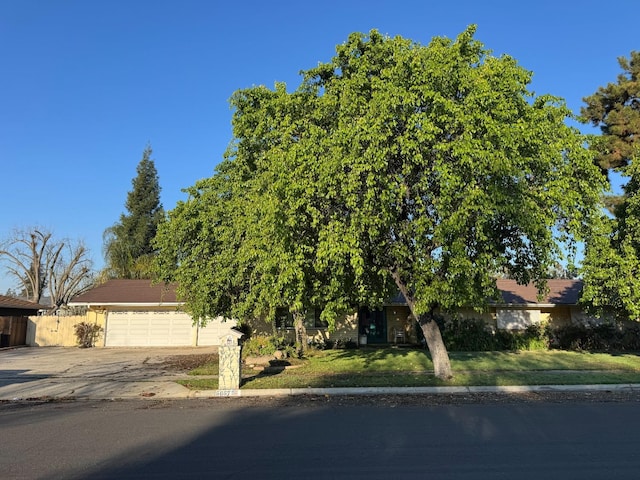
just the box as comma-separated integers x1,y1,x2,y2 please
63,278,590,348
252,278,592,346
67,279,237,347
0,295,50,347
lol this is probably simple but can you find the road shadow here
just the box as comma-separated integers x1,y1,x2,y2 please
0,369,49,387
22,393,640,480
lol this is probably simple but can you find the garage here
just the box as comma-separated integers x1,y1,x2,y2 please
105,310,193,347
196,316,237,346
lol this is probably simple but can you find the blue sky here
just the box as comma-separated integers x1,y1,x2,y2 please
0,0,637,292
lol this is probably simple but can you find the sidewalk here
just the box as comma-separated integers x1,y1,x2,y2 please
3,377,640,401
2,346,640,401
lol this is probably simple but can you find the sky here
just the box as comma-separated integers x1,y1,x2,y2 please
0,0,637,293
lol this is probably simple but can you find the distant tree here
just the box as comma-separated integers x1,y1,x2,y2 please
0,227,94,308
581,154,640,321
103,146,164,279
581,52,640,321
581,51,640,173
154,27,604,379
4,288,20,298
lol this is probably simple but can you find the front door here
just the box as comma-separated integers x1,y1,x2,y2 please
359,308,387,344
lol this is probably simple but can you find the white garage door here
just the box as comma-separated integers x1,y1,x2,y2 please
105,310,193,346
196,316,238,346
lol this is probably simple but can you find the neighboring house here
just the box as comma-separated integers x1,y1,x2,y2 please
0,295,49,347
67,279,237,347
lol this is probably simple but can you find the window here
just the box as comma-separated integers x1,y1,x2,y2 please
275,307,328,329
305,308,329,329
275,308,294,329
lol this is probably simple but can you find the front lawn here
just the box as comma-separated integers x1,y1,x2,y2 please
176,348,640,390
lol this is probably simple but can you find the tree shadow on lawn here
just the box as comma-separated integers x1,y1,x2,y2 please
240,347,640,389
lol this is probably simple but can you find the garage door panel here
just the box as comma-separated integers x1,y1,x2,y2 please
197,317,237,346
105,311,193,346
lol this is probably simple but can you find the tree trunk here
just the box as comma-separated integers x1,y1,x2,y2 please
293,311,308,357
390,269,453,379
418,312,453,380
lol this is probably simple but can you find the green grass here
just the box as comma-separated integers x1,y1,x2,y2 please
177,348,640,390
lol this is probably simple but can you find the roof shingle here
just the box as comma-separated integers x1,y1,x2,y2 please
70,279,179,304
0,295,50,311
496,279,582,305
69,278,583,307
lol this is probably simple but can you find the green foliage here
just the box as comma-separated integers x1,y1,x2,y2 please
440,317,550,352
495,323,550,351
440,317,640,353
311,338,359,350
440,317,496,351
153,27,604,379
581,157,640,321
581,51,640,172
553,322,640,352
104,146,164,279
581,52,640,321
73,322,103,348
242,334,294,358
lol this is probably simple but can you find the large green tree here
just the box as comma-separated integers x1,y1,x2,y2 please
104,146,164,279
154,27,604,379
154,87,341,355
581,52,640,321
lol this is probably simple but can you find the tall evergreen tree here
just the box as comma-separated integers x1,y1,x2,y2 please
582,51,640,173
104,146,164,279
581,52,640,321
581,51,640,213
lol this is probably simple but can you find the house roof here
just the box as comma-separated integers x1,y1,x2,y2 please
0,295,50,311
69,279,179,305
69,278,583,308
495,278,583,305
387,279,583,307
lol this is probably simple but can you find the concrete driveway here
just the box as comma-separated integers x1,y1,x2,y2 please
0,346,215,400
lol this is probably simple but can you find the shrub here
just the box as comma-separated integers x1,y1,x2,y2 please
553,322,640,352
441,317,551,352
73,322,103,348
242,334,295,358
496,323,550,351
441,317,498,351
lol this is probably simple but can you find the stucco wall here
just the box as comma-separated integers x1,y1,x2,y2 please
248,312,359,344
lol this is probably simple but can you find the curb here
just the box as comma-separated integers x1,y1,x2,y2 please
190,383,640,398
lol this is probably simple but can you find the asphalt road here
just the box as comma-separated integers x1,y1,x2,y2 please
2,395,640,479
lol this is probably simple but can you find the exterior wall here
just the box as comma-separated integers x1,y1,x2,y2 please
543,306,572,328
496,308,541,330
88,310,107,346
309,312,359,343
247,312,359,344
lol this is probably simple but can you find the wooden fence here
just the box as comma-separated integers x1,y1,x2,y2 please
26,314,88,347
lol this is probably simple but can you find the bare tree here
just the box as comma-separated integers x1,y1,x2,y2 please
47,241,95,309
0,227,94,309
